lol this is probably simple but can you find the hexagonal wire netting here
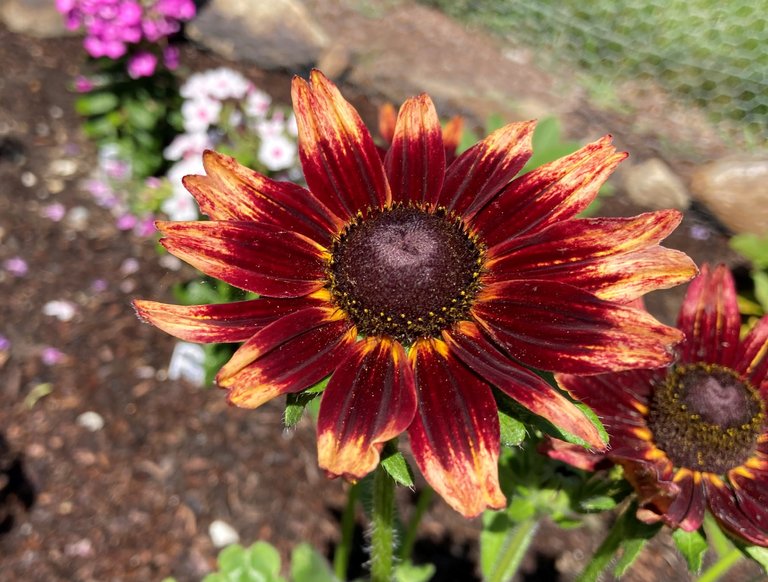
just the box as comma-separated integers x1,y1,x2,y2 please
423,0,768,144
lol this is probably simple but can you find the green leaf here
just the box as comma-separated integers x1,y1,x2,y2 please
731,233,768,269
380,441,415,487
741,545,768,570
290,543,338,582
394,561,435,582
284,377,329,427
578,495,618,512
753,270,768,312
613,536,648,578
75,91,119,116
672,528,707,573
203,542,287,582
498,410,527,447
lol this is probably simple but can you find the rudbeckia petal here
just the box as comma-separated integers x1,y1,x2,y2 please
556,369,660,418
445,322,605,449
486,210,697,302
183,150,341,244
384,94,445,205
378,102,397,146
729,475,768,532
317,338,417,480
705,475,768,546
407,339,506,518
472,136,626,247
132,295,324,343
665,470,706,531
473,280,683,374
292,70,391,220
736,315,768,388
677,264,742,366
217,307,356,409
439,120,535,219
158,221,326,298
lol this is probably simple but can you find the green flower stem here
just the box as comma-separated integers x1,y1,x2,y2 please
697,548,743,582
370,466,397,582
487,516,540,582
399,486,433,561
334,481,360,581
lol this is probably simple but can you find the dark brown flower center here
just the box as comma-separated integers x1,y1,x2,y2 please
647,363,765,475
327,205,484,344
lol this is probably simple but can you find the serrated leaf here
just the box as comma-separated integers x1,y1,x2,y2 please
613,536,649,578
284,390,322,427
380,442,415,487
499,410,527,447
672,528,707,573
394,561,435,582
290,543,338,582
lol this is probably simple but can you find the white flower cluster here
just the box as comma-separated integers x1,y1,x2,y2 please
162,68,300,221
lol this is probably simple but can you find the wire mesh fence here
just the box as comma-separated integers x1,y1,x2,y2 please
422,0,768,144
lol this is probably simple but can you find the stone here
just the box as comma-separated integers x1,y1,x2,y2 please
0,0,71,38
622,158,690,210
186,0,329,71
690,154,768,236
209,519,240,548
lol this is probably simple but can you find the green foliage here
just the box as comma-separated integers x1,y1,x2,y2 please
672,528,707,573
731,233,768,317
204,542,287,582
380,440,416,488
74,62,182,179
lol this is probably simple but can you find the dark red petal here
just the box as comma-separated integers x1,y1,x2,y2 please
735,315,768,388
472,136,626,248
677,264,741,366
292,70,391,220
158,221,326,298
473,280,683,374
217,307,356,408
486,211,697,303
439,121,535,219
556,369,662,416
132,294,324,343
445,322,605,448
407,339,506,517
384,94,445,205
705,474,768,546
540,438,612,471
729,472,768,533
182,150,341,244
317,338,417,479
665,471,706,531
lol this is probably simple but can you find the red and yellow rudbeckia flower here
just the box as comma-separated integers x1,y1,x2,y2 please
556,264,768,545
134,70,696,517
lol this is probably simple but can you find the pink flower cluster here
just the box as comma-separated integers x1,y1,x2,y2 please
55,0,195,78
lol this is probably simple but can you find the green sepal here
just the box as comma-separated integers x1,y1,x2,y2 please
380,440,415,488
672,528,708,573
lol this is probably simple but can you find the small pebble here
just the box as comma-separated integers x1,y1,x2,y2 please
209,520,240,548
76,411,105,432
21,171,37,187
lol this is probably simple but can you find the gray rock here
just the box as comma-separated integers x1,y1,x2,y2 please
622,158,690,210
690,154,768,236
187,0,329,71
0,0,71,38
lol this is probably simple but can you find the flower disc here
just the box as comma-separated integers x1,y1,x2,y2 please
648,363,765,474
328,206,483,343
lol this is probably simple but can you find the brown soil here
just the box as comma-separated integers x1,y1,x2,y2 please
0,20,761,582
